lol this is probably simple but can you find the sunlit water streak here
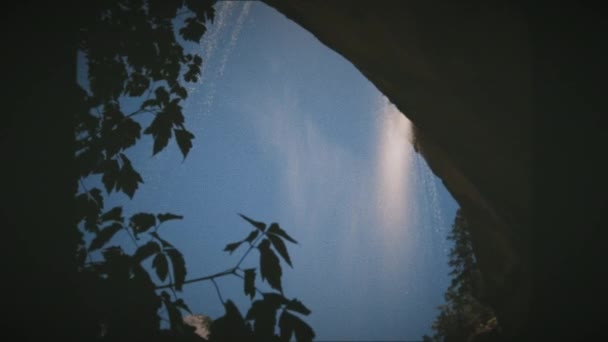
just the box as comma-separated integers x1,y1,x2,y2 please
370,98,451,269
186,1,252,120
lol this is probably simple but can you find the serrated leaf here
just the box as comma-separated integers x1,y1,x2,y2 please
144,111,172,155
154,86,170,106
245,299,278,339
185,0,215,22
258,239,282,292
174,128,194,158
179,17,206,42
263,292,288,307
166,248,187,291
171,84,188,99
152,253,169,281
125,72,150,97
268,223,297,244
184,64,200,83
245,230,259,244
130,212,156,234
279,311,295,342
117,154,143,198
157,213,183,223
166,99,184,125
89,222,122,251
244,268,256,300
210,300,249,341
285,299,311,316
224,241,242,254
100,206,123,223
238,213,266,231
111,118,141,153
133,241,161,263
100,159,120,193
279,311,315,342
76,188,104,233
268,234,292,267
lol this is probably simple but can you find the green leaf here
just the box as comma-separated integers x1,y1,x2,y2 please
184,62,201,83
100,159,120,193
279,311,315,342
279,311,295,342
245,230,259,244
238,213,266,231
210,300,250,341
152,253,169,281
130,212,156,234
166,248,187,291
162,292,185,333
76,145,103,178
262,292,288,307
171,84,188,99
133,241,161,263
89,222,122,251
185,0,216,22
154,86,170,106
117,154,143,198
258,239,282,292
100,206,123,223
125,72,150,97
144,111,173,155
268,223,297,244
157,213,183,223
224,241,243,254
75,188,104,232
268,234,292,267
246,299,278,339
88,58,127,102
174,128,195,158
166,99,184,125
111,118,141,153
244,268,256,300
285,299,311,316
179,17,206,42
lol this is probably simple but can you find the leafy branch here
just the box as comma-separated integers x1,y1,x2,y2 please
74,1,315,341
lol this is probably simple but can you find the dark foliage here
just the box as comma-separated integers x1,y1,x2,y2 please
74,1,314,341
424,209,498,342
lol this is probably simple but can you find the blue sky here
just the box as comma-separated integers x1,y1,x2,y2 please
80,2,459,340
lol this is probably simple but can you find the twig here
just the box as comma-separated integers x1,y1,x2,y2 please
211,278,225,305
122,226,139,249
155,268,235,290
167,267,178,299
236,232,265,269
126,108,157,118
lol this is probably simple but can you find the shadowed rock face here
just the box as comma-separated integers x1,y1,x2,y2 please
262,0,532,337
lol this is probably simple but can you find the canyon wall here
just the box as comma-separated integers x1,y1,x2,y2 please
262,1,533,337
